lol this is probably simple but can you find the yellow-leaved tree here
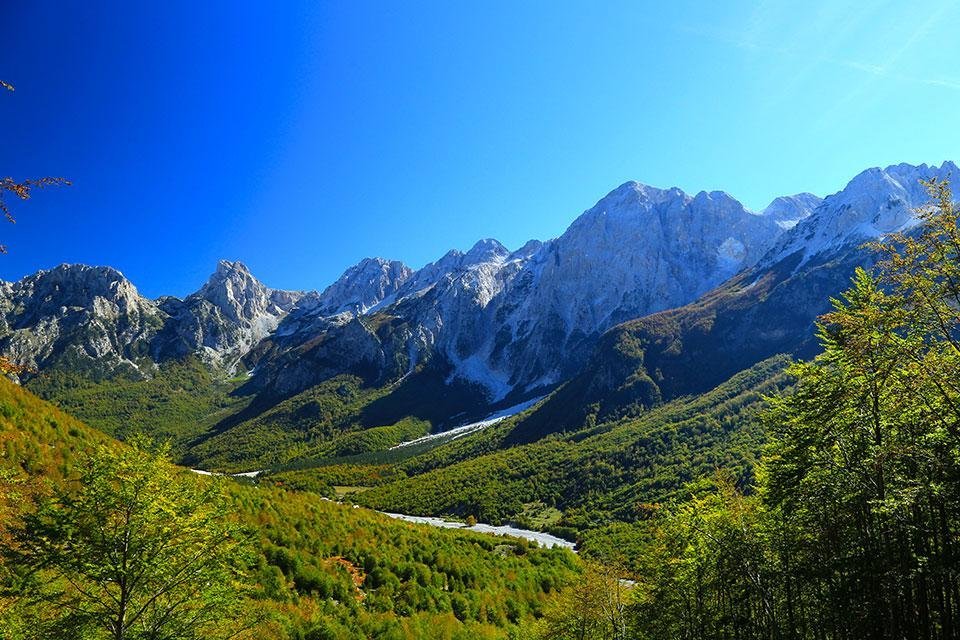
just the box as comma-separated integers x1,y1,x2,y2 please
0,437,258,640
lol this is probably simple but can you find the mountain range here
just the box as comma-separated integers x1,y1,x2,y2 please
5,161,956,452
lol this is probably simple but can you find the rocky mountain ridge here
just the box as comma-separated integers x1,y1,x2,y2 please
248,180,805,399
1,161,952,414
0,260,306,376
508,160,959,438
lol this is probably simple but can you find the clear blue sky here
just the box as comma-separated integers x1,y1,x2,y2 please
3,1,959,298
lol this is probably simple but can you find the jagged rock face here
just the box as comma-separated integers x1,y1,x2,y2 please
254,317,387,397
520,161,959,434
0,265,164,376
0,260,308,378
252,183,789,399
760,162,959,269
480,184,784,394
762,193,823,229
4,161,954,410
312,257,413,317
265,258,413,356
154,260,305,369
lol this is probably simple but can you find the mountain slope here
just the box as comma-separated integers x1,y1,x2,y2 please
9,161,956,475
26,356,250,453
183,367,486,471
0,260,306,379
346,355,791,531
513,161,957,437
0,378,579,639
155,260,305,369
248,182,790,402
0,264,164,379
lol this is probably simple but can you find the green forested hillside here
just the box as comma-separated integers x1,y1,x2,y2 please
0,373,112,478
26,358,249,456
30,360,493,473
0,377,579,639
529,247,862,432
306,356,792,540
184,367,487,471
607,184,960,639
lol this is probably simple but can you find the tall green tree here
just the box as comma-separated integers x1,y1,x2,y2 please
617,179,960,640
629,473,774,640
761,178,960,639
0,438,255,640
536,559,632,640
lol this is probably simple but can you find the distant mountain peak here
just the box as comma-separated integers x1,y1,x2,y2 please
762,193,823,229
3,160,957,407
464,238,509,263
353,256,400,269
602,181,687,207
693,189,737,203
23,263,142,304
216,258,249,273
760,160,958,270
209,259,255,283
47,262,128,281
469,237,507,253
309,256,413,317
146,260,308,370
194,261,268,310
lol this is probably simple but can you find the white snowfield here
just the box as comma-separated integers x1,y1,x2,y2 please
381,512,575,550
389,395,545,450
190,469,264,478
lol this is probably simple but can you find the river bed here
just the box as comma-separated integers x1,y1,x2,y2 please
381,512,576,550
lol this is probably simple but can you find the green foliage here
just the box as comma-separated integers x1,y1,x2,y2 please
613,179,960,639
0,377,580,639
27,357,249,456
1,438,254,640
314,417,430,458
266,463,405,496
31,359,480,476
625,474,772,639
0,375,110,479
185,368,484,472
530,560,632,640
353,356,789,533
228,482,579,638
184,375,391,470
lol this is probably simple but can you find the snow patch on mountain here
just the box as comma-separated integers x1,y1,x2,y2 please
390,394,546,449
760,161,959,270
6,161,957,410
761,193,823,229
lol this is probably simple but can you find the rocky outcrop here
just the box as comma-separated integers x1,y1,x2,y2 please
154,260,305,369
0,260,307,378
761,193,822,229
512,161,959,436
3,161,953,413
248,182,790,399
0,264,164,377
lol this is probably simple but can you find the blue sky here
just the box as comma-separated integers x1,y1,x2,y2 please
2,1,959,297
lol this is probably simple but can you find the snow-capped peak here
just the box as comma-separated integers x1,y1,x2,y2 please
762,193,823,229
759,161,959,269
313,257,413,317
464,238,509,263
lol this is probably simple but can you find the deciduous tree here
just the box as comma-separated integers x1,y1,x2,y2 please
0,438,255,640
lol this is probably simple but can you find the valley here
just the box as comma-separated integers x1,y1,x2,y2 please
6,7,958,637
4,161,960,638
